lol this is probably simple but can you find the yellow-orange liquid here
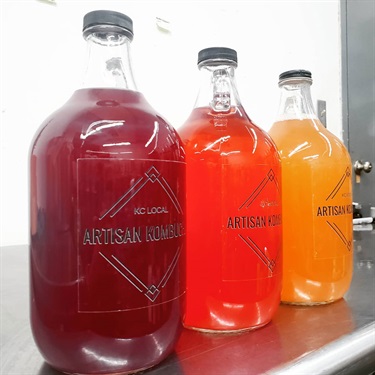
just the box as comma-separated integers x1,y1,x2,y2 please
269,118,353,304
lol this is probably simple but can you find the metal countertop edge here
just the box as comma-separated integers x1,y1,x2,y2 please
267,321,375,374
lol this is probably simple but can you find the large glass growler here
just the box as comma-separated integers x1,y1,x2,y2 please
179,47,282,332
269,69,353,305
29,10,185,374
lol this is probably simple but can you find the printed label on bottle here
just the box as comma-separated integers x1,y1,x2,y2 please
313,165,353,258
222,165,282,281
77,158,185,312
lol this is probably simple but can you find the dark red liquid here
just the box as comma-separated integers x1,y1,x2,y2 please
30,88,186,374
179,106,282,332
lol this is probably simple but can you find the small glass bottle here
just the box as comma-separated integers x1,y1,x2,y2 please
30,10,185,374
179,47,282,332
268,69,353,305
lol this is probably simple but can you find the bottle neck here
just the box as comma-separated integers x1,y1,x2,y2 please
82,30,137,90
276,79,317,121
194,63,241,112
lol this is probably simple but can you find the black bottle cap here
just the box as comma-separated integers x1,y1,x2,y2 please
83,10,133,40
279,69,312,81
198,47,238,66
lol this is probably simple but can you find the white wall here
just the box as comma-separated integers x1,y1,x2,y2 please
0,0,342,246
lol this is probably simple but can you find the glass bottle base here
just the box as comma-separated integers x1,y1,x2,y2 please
61,364,154,375
183,321,269,334
281,297,342,306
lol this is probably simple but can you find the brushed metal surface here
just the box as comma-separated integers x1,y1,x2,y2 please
1,229,374,375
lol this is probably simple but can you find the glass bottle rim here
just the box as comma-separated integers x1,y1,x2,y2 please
278,69,313,86
197,47,238,68
83,25,133,44
198,58,238,69
83,10,133,41
278,77,313,87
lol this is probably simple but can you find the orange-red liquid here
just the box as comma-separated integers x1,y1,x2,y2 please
179,106,282,332
269,118,353,304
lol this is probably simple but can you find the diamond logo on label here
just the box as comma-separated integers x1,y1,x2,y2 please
225,168,281,279
77,159,185,312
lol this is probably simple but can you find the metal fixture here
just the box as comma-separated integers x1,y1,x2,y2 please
354,160,373,174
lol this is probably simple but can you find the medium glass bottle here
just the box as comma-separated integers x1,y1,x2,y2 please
179,47,282,332
29,10,185,374
268,69,353,305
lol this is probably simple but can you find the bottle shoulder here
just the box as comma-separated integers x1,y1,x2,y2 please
180,107,267,141
179,106,279,163
269,119,351,163
30,88,184,161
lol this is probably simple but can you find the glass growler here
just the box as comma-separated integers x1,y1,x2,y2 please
29,10,185,374
179,47,282,332
268,69,353,305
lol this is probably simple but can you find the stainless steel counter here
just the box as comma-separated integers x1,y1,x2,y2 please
1,228,374,375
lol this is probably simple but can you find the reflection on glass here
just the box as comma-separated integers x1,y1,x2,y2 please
179,47,282,333
269,70,353,305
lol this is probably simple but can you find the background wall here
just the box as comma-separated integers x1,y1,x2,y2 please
0,0,342,246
